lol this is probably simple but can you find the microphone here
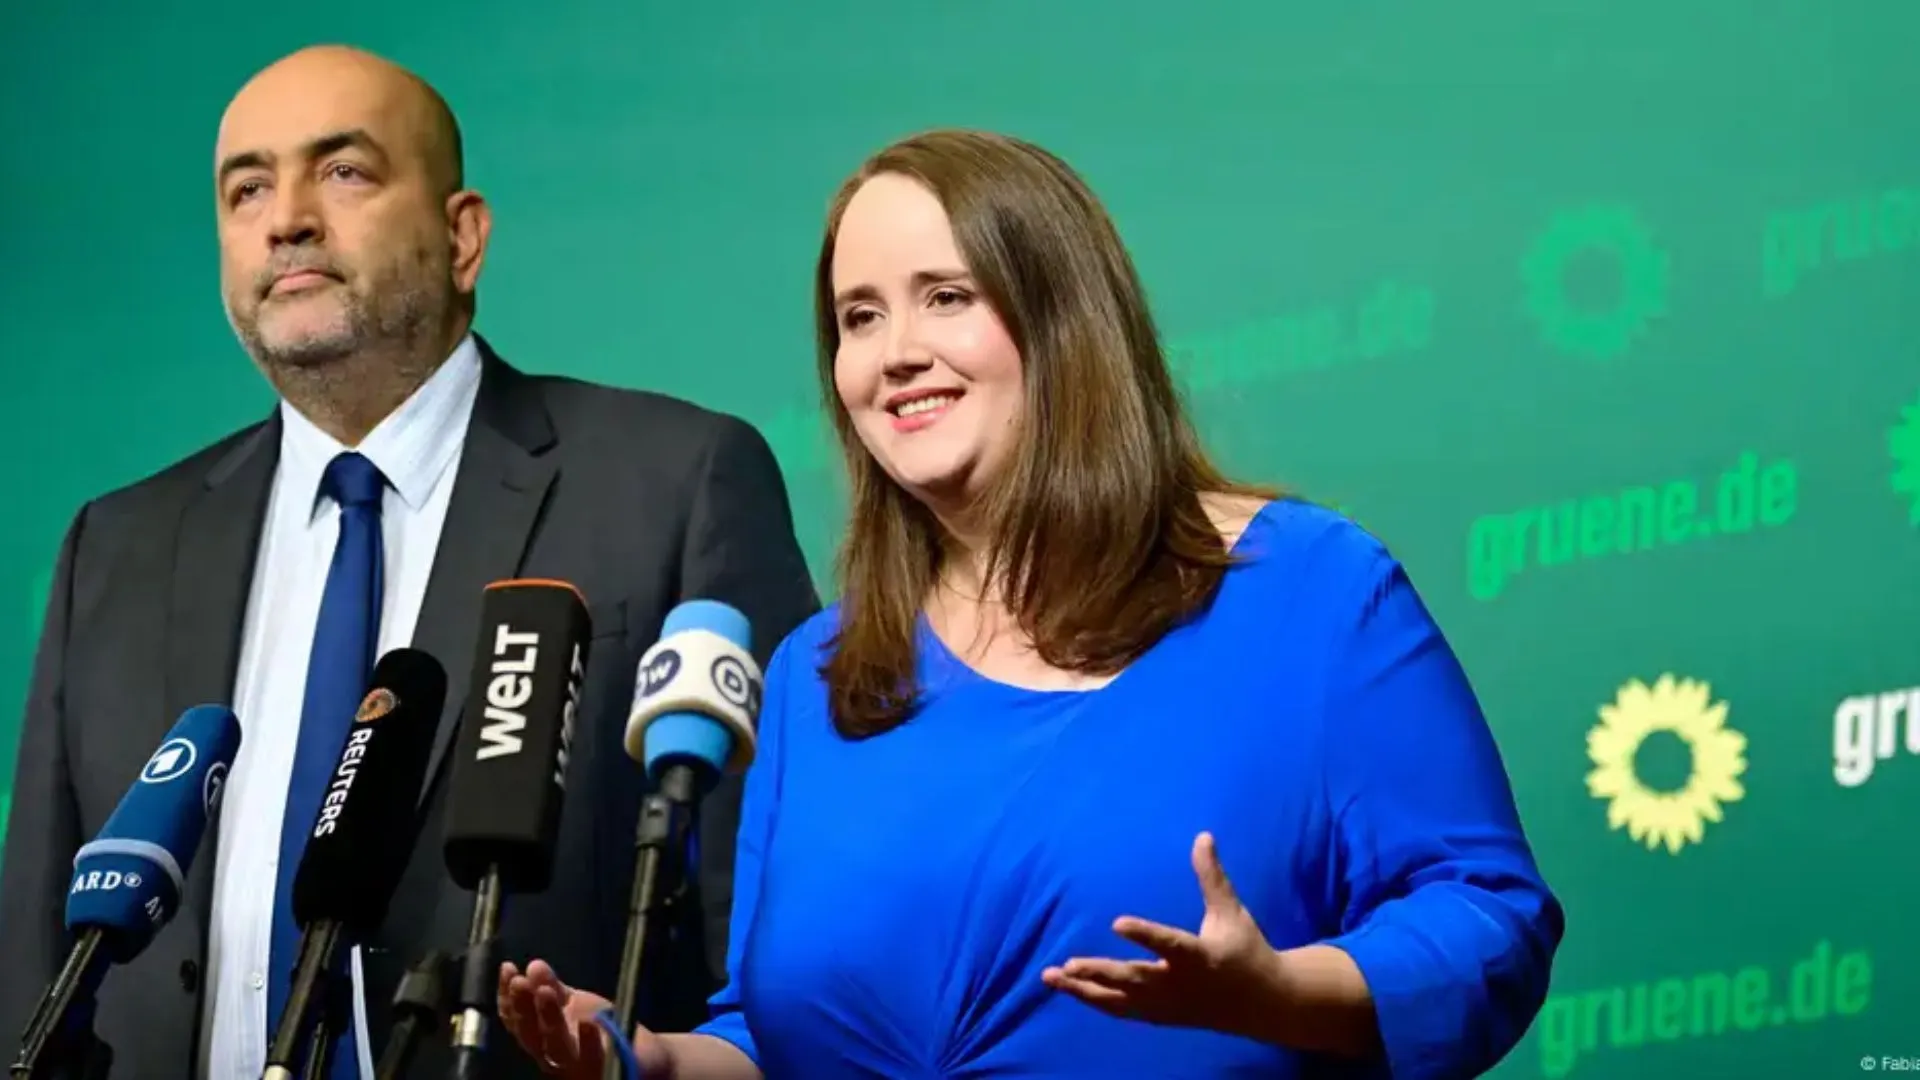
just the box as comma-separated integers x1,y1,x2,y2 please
439,580,591,1078
11,704,240,1080
606,600,761,1058
264,649,446,1080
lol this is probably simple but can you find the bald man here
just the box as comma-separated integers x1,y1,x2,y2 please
0,45,818,1080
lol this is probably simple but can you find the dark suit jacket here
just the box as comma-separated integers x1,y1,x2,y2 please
0,339,820,1078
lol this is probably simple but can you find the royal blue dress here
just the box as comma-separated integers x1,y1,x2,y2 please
695,499,1562,1078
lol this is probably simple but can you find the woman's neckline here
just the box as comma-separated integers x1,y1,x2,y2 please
916,498,1282,699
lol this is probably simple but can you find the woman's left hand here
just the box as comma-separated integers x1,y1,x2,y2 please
1042,831,1284,1037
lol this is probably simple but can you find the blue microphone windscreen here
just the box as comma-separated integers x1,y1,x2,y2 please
660,598,751,649
646,714,734,777
630,599,760,781
67,704,241,962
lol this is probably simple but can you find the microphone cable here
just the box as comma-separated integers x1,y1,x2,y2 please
590,822,701,1080
592,1010,642,1080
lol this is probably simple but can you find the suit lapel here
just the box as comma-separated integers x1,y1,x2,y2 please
412,341,558,810
165,415,280,941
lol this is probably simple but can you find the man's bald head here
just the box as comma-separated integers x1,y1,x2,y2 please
213,44,490,422
217,45,464,197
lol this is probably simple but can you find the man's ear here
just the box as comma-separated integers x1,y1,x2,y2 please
447,189,492,296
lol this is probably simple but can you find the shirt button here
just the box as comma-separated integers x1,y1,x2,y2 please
251,972,265,991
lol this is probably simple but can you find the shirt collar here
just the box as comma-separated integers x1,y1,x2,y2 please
277,333,484,520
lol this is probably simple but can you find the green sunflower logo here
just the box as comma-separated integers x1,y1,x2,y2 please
1522,204,1670,361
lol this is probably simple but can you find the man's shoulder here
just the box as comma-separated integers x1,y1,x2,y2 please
527,372,750,435
769,603,844,672
75,417,273,528
516,371,780,466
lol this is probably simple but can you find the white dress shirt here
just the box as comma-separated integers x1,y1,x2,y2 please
201,336,483,1080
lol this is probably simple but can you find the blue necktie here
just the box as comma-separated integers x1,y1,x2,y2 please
269,451,386,1079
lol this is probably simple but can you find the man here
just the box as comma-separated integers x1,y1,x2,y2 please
0,45,818,1079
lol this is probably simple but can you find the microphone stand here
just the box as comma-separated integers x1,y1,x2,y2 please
298,973,351,1080
602,764,699,1080
11,933,114,1080
10,936,98,1079
263,924,343,1080
448,869,505,1080
376,951,450,1080
8,1024,111,1080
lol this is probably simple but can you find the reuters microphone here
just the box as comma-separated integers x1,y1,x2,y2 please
264,649,446,1080
11,704,240,1080
440,580,590,1078
607,599,761,1056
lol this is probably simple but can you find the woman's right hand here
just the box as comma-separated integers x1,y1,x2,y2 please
498,959,674,1078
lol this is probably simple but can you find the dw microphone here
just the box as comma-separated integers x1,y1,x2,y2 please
606,599,761,1063
264,649,446,1080
440,580,590,1078
11,704,241,1080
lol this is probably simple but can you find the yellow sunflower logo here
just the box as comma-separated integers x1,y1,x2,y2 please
1586,674,1747,854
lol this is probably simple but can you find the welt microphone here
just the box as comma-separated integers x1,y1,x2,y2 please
607,599,761,1051
264,649,446,1080
11,704,241,1080
439,580,591,1077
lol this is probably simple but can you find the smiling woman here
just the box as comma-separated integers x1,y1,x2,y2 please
499,128,1563,1080
814,131,1285,736
826,171,1025,511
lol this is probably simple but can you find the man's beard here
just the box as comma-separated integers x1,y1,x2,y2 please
230,247,444,372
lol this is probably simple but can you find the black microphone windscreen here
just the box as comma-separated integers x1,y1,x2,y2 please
442,579,591,893
291,647,447,933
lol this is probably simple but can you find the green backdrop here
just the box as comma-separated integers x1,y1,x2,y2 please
3,2,1914,1076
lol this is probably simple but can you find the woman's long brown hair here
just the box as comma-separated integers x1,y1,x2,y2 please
815,129,1276,738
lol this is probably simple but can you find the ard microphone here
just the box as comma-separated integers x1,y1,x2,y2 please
440,580,590,1078
264,649,445,1080
606,600,762,1064
11,704,240,1080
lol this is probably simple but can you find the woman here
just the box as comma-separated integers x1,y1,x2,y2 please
499,129,1562,1078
